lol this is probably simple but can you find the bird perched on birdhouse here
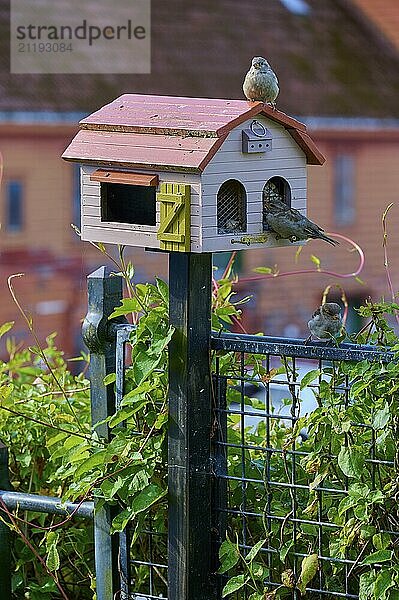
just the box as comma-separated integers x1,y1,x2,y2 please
263,196,338,246
243,56,279,106
306,303,343,342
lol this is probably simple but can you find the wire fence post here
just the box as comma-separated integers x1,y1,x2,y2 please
168,252,217,600
82,266,125,600
0,443,11,600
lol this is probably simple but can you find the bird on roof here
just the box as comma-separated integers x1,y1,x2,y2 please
306,303,343,343
263,196,338,246
243,57,279,106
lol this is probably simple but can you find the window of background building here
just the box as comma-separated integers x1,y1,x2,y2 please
333,154,355,226
5,180,23,232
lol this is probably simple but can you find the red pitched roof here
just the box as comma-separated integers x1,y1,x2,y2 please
62,94,324,171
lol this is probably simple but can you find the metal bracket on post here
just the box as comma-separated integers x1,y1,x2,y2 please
168,252,217,600
82,266,126,600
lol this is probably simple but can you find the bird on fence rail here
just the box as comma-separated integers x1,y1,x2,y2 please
263,196,339,246
306,303,343,343
243,56,279,106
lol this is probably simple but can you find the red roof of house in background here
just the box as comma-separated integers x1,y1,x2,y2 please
2,0,399,118
62,94,324,171
349,0,399,52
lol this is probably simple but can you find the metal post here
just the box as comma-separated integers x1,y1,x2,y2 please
82,266,125,600
168,252,216,600
0,443,12,599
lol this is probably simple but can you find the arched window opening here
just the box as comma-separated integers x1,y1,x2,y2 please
263,176,291,231
217,179,247,234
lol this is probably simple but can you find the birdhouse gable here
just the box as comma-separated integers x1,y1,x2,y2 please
62,94,325,253
199,114,310,252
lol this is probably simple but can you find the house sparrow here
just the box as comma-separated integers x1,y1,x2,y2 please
243,56,279,106
306,303,343,342
264,196,338,246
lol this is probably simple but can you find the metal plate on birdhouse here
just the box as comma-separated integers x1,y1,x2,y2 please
242,120,272,153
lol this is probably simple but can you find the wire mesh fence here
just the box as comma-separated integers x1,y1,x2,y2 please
127,524,168,599
211,332,397,599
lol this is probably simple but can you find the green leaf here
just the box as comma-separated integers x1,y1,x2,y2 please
128,469,149,494
373,404,390,430
310,255,321,270
297,553,319,596
47,432,69,448
222,574,248,597
155,277,169,304
300,369,320,390
74,450,108,478
154,411,168,429
133,350,162,386
373,532,391,550
0,322,14,338
359,571,376,600
45,532,60,572
111,508,134,532
244,538,266,563
338,446,365,478
103,373,116,386
252,266,273,274
361,550,393,565
218,537,240,574
109,297,142,318
374,570,395,599
109,402,148,428
131,483,167,516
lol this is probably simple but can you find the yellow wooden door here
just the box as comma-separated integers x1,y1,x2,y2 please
157,183,191,252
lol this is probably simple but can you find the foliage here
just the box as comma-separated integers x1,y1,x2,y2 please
216,297,399,599
1,245,399,599
0,331,94,599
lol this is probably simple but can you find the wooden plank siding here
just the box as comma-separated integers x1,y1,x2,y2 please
201,117,307,252
80,166,202,252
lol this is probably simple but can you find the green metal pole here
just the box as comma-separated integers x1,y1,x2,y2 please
82,266,125,600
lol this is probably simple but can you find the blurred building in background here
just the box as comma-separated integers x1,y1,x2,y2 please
1,0,399,354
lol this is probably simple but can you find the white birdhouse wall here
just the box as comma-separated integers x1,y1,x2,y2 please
78,118,308,253
200,116,308,253
80,165,202,251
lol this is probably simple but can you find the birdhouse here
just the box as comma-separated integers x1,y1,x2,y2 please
62,94,324,252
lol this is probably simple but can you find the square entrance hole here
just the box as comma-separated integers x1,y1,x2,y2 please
101,183,156,226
